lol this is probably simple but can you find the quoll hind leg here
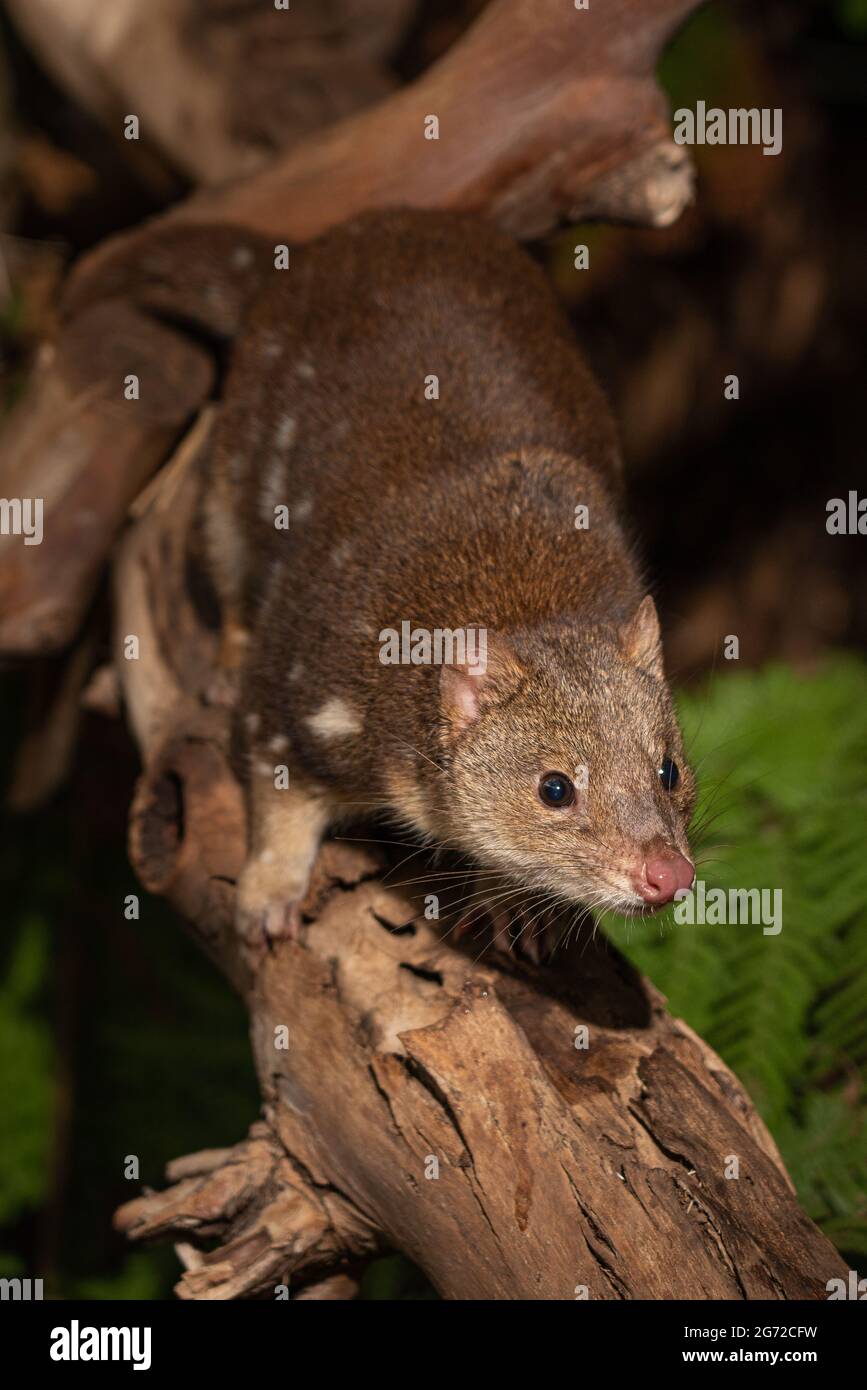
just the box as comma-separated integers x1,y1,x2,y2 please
235,766,331,947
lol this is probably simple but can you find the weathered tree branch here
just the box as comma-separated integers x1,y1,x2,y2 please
167,0,700,239
0,301,216,654
116,1126,376,1300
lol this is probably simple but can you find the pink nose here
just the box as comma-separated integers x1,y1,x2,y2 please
637,852,695,905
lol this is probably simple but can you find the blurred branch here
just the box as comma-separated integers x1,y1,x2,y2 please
3,0,416,185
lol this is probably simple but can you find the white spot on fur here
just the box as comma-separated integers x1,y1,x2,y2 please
306,698,362,740
274,415,296,451
292,497,313,523
232,245,255,270
332,539,353,568
296,358,316,380
269,734,289,753
289,661,304,682
261,334,282,360
260,456,286,521
245,712,261,734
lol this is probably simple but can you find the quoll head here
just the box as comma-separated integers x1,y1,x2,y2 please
438,597,696,915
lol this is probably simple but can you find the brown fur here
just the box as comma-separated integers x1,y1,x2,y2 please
203,209,695,941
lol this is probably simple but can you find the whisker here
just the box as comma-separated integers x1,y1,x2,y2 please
393,737,446,776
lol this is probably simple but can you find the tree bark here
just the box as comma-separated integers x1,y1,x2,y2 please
166,0,700,239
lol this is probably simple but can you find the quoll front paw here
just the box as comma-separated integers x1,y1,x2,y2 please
453,895,565,964
235,853,308,947
204,666,242,709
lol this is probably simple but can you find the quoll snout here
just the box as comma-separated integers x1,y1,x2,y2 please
633,846,695,906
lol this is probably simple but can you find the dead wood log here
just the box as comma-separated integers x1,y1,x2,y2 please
179,0,700,239
85,0,702,262
109,425,848,1300
0,303,214,654
0,229,268,657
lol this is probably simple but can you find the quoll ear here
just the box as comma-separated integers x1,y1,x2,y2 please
620,595,664,679
440,632,524,737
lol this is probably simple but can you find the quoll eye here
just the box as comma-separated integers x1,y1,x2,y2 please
658,756,679,792
539,772,575,808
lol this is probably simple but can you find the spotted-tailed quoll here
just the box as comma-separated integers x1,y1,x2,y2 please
201,210,696,948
